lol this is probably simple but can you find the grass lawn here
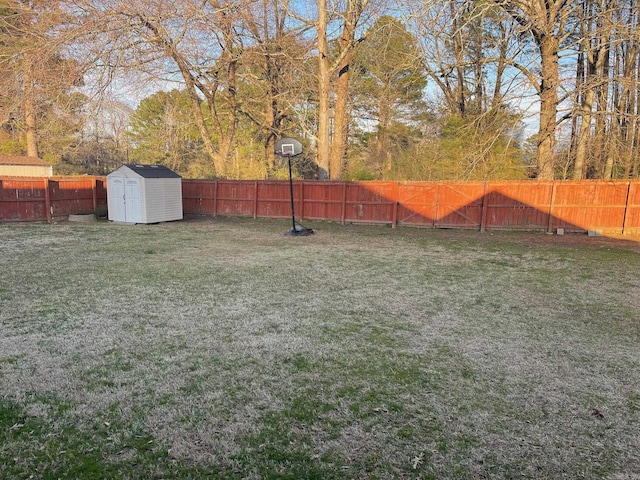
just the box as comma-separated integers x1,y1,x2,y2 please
1,217,639,479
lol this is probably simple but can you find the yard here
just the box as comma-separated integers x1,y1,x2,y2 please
1,217,639,479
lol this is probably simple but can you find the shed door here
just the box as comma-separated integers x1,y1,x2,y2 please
125,178,141,223
110,177,126,221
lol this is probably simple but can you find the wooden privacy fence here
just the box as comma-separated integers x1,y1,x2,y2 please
0,177,107,222
181,180,640,235
2,176,640,235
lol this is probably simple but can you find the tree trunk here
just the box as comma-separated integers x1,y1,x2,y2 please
264,90,277,173
329,36,353,179
215,58,238,177
137,14,228,176
263,47,277,173
329,0,364,180
451,1,466,116
23,55,39,158
379,89,391,173
595,44,610,177
316,0,330,179
492,22,510,108
536,34,560,180
573,43,596,180
573,88,594,180
181,74,226,176
330,60,349,180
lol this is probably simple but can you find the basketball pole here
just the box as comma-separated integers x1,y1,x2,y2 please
287,154,297,233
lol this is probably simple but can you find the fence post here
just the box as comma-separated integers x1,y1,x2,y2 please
299,181,305,221
392,182,399,228
622,181,632,235
253,181,258,219
92,177,98,212
44,178,52,223
434,183,440,227
341,182,347,226
480,182,489,232
547,182,557,233
213,180,218,217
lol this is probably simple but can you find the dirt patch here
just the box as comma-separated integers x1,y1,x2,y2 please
496,230,640,253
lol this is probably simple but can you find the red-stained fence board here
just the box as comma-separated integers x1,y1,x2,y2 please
551,182,630,233
484,182,553,230
344,182,397,224
0,179,47,221
256,181,295,219
49,179,96,216
397,182,438,227
301,182,344,222
435,182,485,229
623,182,640,235
182,180,217,215
215,181,255,216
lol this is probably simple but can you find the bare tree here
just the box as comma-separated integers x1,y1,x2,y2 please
1,0,80,159
571,0,607,179
486,0,580,179
405,0,584,179
66,0,250,177
329,0,370,180
289,0,373,179
565,0,639,179
240,0,308,174
609,0,639,179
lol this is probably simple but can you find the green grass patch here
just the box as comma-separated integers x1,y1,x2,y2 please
0,397,226,479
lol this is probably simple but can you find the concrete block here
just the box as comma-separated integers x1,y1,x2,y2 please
68,214,97,223
588,229,601,237
556,228,564,236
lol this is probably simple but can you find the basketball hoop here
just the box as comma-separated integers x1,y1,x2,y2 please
275,137,314,236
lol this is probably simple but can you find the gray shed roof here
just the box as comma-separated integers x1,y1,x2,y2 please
122,164,181,178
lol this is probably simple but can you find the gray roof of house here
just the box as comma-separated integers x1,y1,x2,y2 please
123,164,181,178
0,155,51,166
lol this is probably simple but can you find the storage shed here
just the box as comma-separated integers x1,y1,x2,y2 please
0,155,53,177
107,164,182,224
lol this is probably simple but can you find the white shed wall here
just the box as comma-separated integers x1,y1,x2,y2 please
143,178,183,223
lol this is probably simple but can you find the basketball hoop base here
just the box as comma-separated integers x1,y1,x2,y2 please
285,224,314,236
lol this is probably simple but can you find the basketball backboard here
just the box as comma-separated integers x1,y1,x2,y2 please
275,137,303,157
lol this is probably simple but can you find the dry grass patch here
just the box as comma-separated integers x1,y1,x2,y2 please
1,217,639,479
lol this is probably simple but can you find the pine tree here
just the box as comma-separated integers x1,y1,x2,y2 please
350,16,428,177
